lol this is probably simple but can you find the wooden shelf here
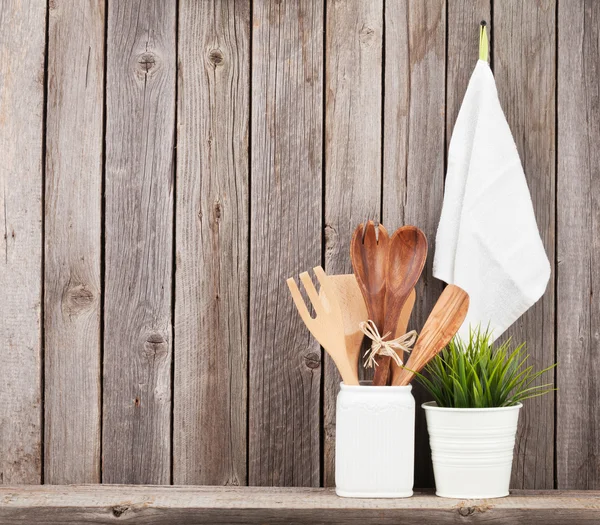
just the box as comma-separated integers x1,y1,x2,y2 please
0,486,598,524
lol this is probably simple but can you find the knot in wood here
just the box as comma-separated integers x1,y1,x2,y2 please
208,48,224,66
143,333,168,359
62,283,95,315
458,506,475,517
138,52,156,72
213,201,222,221
112,504,129,517
359,24,376,44
304,352,321,369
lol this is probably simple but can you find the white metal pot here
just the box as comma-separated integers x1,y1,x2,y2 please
335,382,414,498
423,401,522,499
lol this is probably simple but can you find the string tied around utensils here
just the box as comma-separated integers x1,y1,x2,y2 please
359,320,418,369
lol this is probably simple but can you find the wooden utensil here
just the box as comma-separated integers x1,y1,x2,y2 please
373,226,428,386
390,288,416,385
287,266,359,386
318,274,367,379
320,275,415,380
350,221,390,334
392,284,470,386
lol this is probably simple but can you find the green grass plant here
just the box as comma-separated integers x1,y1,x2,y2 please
415,327,555,408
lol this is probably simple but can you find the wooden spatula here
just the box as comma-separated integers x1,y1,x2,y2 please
287,267,359,386
320,274,416,380
373,226,428,386
392,284,470,386
318,274,367,379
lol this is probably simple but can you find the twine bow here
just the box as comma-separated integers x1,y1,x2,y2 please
359,320,417,369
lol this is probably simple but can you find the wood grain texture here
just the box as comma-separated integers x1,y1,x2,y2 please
44,0,104,484
249,0,323,487
103,0,176,484
0,486,599,524
0,0,46,485
446,0,491,146
174,0,249,486
557,0,600,489
383,0,446,488
323,0,383,486
393,285,469,386
493,0,556,490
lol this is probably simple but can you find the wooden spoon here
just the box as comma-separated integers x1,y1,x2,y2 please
287,266,359,385
392,284,470,386
320,274,416,380
350,221,390,336
372,226,428,386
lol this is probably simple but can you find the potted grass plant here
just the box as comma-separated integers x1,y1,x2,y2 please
418,328,555,499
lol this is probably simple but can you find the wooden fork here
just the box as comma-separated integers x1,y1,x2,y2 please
287,266,360,386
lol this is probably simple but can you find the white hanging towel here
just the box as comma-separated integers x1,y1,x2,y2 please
433,25,550,342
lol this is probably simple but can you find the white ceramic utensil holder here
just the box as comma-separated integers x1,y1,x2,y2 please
335,382,415,498
423,402,522,499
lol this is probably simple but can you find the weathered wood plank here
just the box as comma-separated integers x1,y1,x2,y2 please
0,486,599,524
557,0,600,490
174,0,249,485
103,0,176,484
493,0,556,490
0,0,46,485
323,0,383,487
383,0,446,488
249,0,323,487
44,0,104,484
446,1,491,145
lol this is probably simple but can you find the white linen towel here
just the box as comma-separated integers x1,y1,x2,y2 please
433,58,550,342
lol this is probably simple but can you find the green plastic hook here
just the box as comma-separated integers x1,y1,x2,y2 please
479,21,489,62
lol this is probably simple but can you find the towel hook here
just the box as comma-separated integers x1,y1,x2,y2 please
479,20,489,62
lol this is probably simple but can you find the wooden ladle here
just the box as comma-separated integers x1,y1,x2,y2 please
393,284,470,386
373,226,428,386
350,221,390,337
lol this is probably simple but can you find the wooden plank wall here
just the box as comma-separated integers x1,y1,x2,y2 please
44,0,104,484
102,0,176,484
0,0,598,490
0,0,46,485
557,0,600,490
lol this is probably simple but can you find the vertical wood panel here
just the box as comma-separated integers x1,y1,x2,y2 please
103,0,176,484
383,0,446,488
557,0,600,490
249,0,323,487
44,0,104,484
174,0,249,486
323,0,383,487
494,0,556,490
0,0,46,485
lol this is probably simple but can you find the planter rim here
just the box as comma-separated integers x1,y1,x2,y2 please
422,400,522,412
340,381,412,392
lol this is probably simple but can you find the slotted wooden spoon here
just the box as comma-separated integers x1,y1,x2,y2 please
287,266,359,386
392,284,470,386
373,226,428,386
350,221,389,336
